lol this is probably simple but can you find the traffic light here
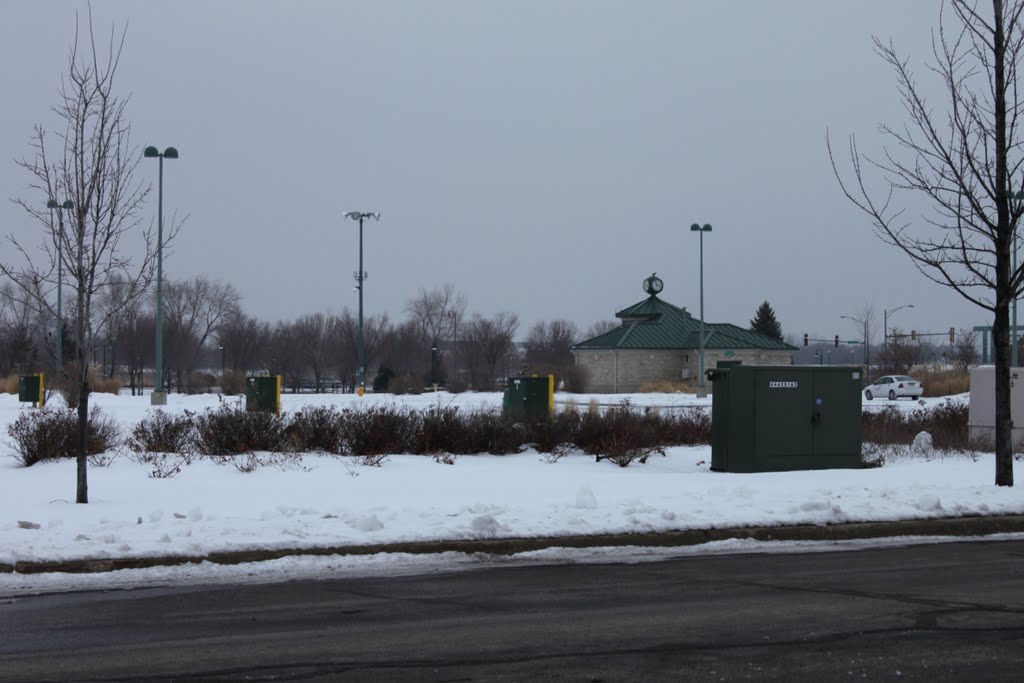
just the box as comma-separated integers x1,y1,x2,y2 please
834,335,839,348
911,330,916,341
949,327,955,343
803,333,808,346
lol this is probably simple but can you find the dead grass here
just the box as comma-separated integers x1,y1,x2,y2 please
914,368,970,397
0,373,18,394
636,381,696,393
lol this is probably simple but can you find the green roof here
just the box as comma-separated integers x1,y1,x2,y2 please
572,294,796,352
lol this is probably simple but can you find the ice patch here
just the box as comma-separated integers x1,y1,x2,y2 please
576,485,598,509
470,514,501,536
351,514,384,532
912,432,934,456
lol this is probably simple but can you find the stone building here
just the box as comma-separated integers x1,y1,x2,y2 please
571,274,796,393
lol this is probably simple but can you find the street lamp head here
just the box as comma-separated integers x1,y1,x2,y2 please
144,146,178,159
345,211,380,221
62,200,74,209
47,200,58,209
690,223,712,232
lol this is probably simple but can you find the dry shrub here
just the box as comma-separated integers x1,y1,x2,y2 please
186,371,216,395
340,404,419,456
447,379,468,394
193,404,288,455
92,375,122,395
221,370,247,396
862,401,969,450
0,373,18,394
562,365,590,394
128,410,196,454
522,411,580,454
418,406,522,455
389,375,422,395
6,407,120,466
658,407,712,445
575,402,666,467
287,406,345,454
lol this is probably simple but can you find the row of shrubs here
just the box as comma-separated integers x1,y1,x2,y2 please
6,403,713,469
5,400,975,472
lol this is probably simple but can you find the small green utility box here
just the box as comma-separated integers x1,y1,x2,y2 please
503,375,554,419
18,374,44,408
708,365,862,472
246,375,281,415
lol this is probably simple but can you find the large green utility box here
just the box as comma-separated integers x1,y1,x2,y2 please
246,375,281,415
708,366,862,472
18,374,44,408
504,375,554,419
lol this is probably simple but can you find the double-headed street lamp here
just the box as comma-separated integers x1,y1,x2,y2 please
344,211,380,395
46,199,74,369
690,223,712,396
883,304,914,353
144,145,178,405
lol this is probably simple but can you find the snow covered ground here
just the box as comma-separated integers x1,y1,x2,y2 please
1,389,1022,595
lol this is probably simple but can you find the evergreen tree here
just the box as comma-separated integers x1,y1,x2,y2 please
749,301,783,340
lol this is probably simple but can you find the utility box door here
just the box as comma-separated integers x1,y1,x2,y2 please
246,376,281,415
18,374,44,408
754,369,814,459
504,375,554,419
811,369,862,458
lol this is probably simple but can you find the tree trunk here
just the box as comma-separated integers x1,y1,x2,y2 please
76,378,89,503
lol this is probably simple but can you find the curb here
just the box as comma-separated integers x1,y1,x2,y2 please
5,514,1024,575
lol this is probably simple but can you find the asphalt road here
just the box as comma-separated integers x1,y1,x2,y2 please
1,540,1022,682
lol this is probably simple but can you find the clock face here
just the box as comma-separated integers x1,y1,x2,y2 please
644,275,663,294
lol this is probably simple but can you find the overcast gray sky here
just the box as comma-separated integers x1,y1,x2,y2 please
1,1,981,345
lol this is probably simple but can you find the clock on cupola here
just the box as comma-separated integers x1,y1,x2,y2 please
642,273,663,295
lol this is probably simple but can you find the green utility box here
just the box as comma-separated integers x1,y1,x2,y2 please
708,365,862,473
18,374,44,408
246,375,281,415
504,375,554,419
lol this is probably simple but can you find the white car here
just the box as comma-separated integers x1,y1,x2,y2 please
864,375,923,401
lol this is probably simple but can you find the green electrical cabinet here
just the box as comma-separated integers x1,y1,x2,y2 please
504,375,554,419
18,374,44,408
246,375,281,415
708,365,862,472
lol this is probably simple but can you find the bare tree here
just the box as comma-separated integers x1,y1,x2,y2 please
218,312,269,374
952,328,981,371
524,319,577,381
161,276,241,389
876,328,925,375
463,312,520,389
582,319,618,341
1,14,165,503
405,282,466,349
829,0,1024,485
293,312,337,391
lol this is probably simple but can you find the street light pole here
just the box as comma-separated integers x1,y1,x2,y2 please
218,345,225,377
448,310,458,386
840,314,869,367
344,211,380,395
144,145,178,406
883,303,914,353
46,199,74,370
690,223,712,396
